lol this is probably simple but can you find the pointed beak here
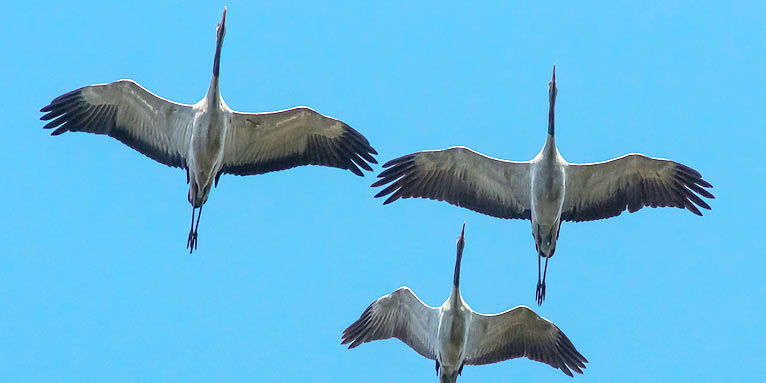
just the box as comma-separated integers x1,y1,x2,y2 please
221,7,227,26
461,222,466,238
552,65,556,86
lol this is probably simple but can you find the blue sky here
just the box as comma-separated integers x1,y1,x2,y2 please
1,1,764,381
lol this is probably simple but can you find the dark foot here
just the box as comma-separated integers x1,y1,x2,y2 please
535,281,546,305
186,231,198,253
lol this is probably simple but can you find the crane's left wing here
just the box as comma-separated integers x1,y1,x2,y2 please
562,153,714,222
221,107,377,176
464,306,587,377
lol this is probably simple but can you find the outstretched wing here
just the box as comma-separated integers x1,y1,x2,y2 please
464,306,588,377
562,153,714,222
221,107,377,176
41,80,194,168
372,147,532,220
342,287,439,360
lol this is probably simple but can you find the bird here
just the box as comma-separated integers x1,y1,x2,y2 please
371,65,713,304
342,223,587,382
40,7,378,253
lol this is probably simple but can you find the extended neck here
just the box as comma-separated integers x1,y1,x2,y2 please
547,92,556,137
213,32,223,78
207,75,220,103
453,244,463,288
208,36,223,102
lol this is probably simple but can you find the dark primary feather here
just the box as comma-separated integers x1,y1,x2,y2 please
221,107,377,177
562,154,714,222
40,80,192,168
464,306,588,377
372,147,531,220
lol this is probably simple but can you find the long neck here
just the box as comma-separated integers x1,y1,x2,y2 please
547,92,556,137
453,247,463,288
209,35,223,98
207,75,220,105
213,33,223,78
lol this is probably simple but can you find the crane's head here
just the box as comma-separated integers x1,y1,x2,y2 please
213,7,227,78
217,7,227,44
548,65,557,102
457,222,466,255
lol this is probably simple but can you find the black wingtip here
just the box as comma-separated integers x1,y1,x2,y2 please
383,195,399,204
370,179,388,188
374,182,399,198
41,110,61,121
356,158,374,172
372,187,394,201
42,120,59,130
380,157,401,168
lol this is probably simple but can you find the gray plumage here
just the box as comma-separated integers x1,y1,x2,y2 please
372,66,713,304
41,8,377,252
342,224,587,382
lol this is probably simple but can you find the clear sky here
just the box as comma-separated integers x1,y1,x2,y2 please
1,1,764,381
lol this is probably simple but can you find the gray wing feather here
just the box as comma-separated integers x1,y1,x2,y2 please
41,80,193,168
342,287,439,360
221,107,377,176
562,153,714,222
372,147,532,220
464,306,588,377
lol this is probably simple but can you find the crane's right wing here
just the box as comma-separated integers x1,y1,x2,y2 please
342,287,440,360
372,147,532,220
41,80,194,168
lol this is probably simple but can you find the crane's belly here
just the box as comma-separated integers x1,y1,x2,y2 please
190,120,225,180
438,315,467,368
533,190,563,224
531,168,565,225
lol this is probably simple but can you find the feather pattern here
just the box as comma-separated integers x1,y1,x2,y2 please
562,153,714,221
464,306,588,377
342,287,439,360
40,80,193,168
221,107,377,176
372,147,531,219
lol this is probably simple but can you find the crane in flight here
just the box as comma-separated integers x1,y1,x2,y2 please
41,8,378,252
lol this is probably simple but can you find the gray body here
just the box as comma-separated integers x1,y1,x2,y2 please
40,8,377,252
188,81,227,209
342,224,588,382
372,65,714,304
436,289,469,382
530,135,566,258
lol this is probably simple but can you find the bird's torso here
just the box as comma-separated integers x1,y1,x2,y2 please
187,96,229,207
437,291,470,378
530,137,567,256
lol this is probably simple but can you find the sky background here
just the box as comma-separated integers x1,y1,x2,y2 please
1,1,764,381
